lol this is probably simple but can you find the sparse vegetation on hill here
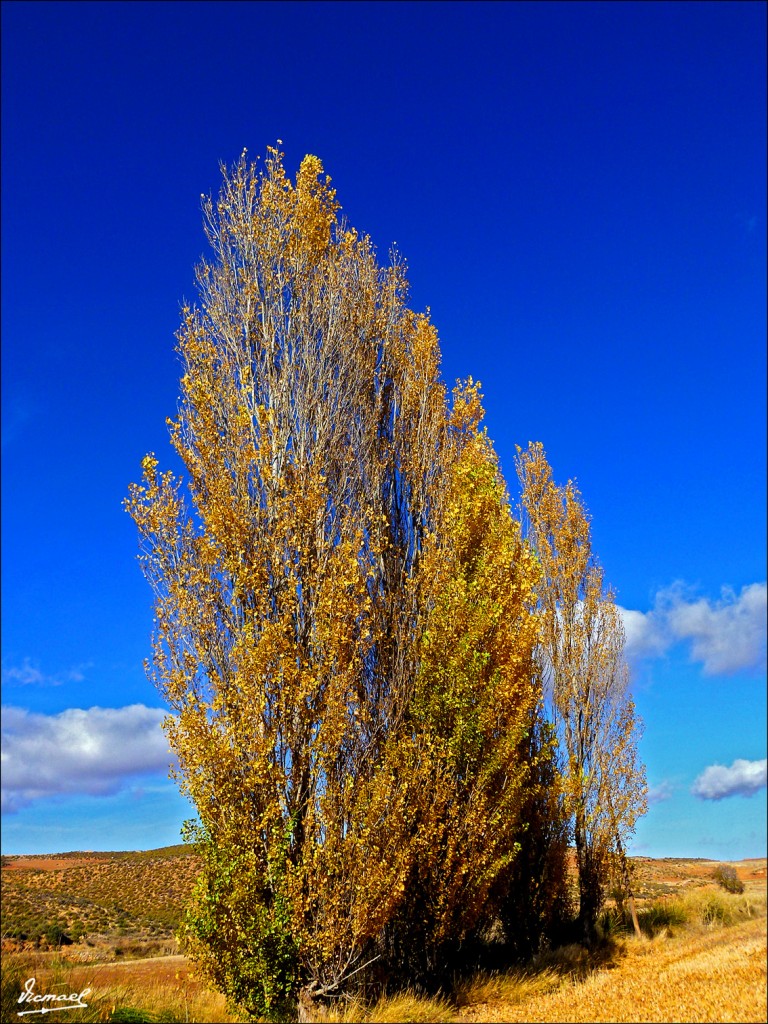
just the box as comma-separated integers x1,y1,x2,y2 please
1,846,199,953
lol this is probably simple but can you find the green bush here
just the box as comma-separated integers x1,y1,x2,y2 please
712,864,744,894
45,924,73,946
636,897,689,935
700,893,728,925
597,906,626,937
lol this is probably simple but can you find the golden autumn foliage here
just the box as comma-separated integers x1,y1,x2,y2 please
126,148,546,1020
127,148,648,1021
381,393,544,980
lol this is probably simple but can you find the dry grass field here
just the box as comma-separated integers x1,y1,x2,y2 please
1,951,235,1023
453,912,766,1023
2,849,765,1022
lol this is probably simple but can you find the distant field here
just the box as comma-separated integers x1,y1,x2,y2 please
2,848,766,1022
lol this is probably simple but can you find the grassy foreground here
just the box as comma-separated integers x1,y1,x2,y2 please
2,859,766,1022
452,912,767,1023
314,888,767,1024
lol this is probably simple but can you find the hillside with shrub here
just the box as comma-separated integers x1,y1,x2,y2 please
3,846,763,956
1,846,199,956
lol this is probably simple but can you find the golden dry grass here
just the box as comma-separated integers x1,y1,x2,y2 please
7,905,766,1024
453,967,563,1010
455,912,767,1023
5,951,236,1023
293,886,768,1023
316,990,459,1023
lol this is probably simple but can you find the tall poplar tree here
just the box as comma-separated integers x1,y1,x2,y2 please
516,442,647,942
127,148,541,1019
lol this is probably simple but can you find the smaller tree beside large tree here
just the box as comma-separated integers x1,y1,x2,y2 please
516,442,647,943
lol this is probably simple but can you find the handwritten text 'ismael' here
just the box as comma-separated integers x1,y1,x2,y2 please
17,977,91,1016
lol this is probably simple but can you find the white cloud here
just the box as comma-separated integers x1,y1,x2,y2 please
2,659,91,687
1,704,175,814
664,583,767,675
3,660,56,686
692,758,767,801
621,608,668,663
619,582,767,676
648,780,674,805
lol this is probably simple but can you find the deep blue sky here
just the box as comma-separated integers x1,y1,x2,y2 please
2,1,766,857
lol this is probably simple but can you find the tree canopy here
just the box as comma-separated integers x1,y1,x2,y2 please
127,147,646,1020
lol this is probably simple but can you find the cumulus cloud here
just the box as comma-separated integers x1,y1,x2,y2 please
1,704,176,814
619,582,767,675
691,758,767,801
621,608,669,663
664,583,767,675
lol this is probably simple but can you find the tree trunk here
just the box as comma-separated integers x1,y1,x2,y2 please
297,988,317,1023
615,842,642,939
628,893,641,938
574,822,600,945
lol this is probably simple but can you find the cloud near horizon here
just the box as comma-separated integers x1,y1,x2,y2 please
620,582,767,675
692,758,767,801
1,704,176,814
